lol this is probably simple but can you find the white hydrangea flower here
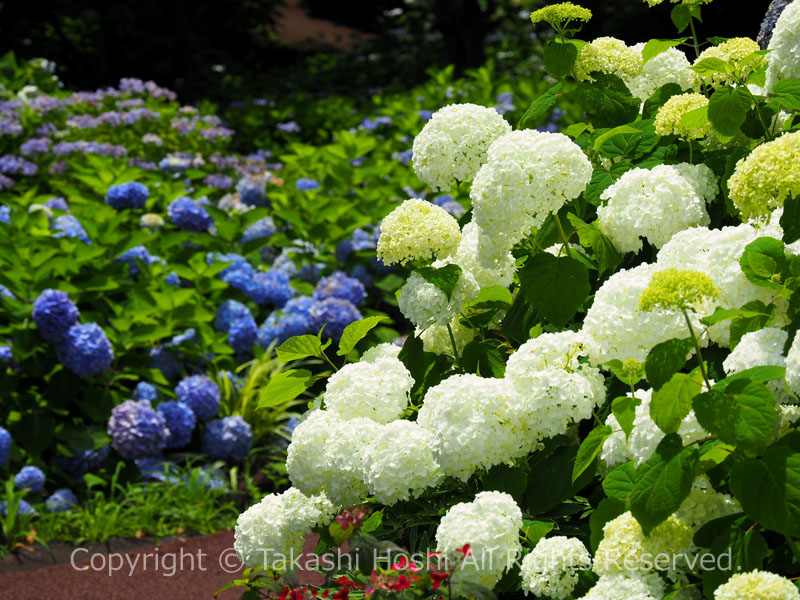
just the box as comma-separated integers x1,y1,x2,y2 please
779,404,800,438
671,163,718,202
520,536,592,599
766,0,800,91
597,165,710,253
233,487,336,568
601,412,634,468
787,334,800,396
544,242,587,258
574,37,643,89
580,571,666,600
628,388,709,466
506,330,587,372
412,103,511,191
359,420,442,505
594,511,693,576
360,342,402,363
324,356,413,423
715,570,800,600
377,199,462,266
453,222,516,288
470,130,592,256
583,263,708,365
418,317,475,356
723,327,790,403
286,410,374,506
435,491,523,588
628,46,699,102
398,267,480,328
417,374,530,481
656,224,784,347
674,476,741,532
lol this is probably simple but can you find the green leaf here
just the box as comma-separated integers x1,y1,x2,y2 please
701,523,767,597
691,57,729,78
671,3,702,32
518,83,562,129
258,369,312,408
483,464,528,503
707,86,752,137
650,372,703,434
605,359,646,387
566,214,621,276
739,237,788,289
337,316,388,357
596,120,659,160
521,520,555,546
276,335,324,362
573,425,613,483
575,73,640,128
630,434,699,534
590,498,626,551
645,338,695,391
518,253,590,327
729,431,800,536
642,38,688,63
602,461,638,502
713,365,787,389
642,83,683,120
693,379,779,454
543,41,578,79
361,511,383,534
416,263,462,301
612,395,640,438
678,105,709,132
781,195,800,244
770,78,800,111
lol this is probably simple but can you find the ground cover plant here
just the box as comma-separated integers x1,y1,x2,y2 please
222,1,800,599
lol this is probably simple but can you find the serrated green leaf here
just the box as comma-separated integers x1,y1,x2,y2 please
337,316,388,357
642,38,688,63
575,73,640,128
518,253,590,327
573,425,613,483
781,195,800,244
770,78,800,111
612,395,641,438
650,371,704,434
543,41,578,79
258,369,312,408
708,86,752,137
645,338,695,391
518,83,562,129
603,461,638,502
276,335,323,362
416,263,462,301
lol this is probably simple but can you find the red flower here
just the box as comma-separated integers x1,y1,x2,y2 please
389,575,411,592
429,572,450,591
455,544,471,556
332,589,349,600
333,576,363,588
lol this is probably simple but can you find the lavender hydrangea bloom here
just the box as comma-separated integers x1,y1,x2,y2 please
175,375,220,420
157,401,196,449
107,400,169,459
201,416,253,463
33,289,79,342
14,465,46,491
247,270,293,306
44,197,69,211
276,120,300,133
46,488,78,512
203,174,233,189
0,205,9,224
0,285,13,299
228,317,258,354
241,216,277,244
133,381,159,401
283,295,315,318
1,499,34,516
52,215,91,243
52,446,109,477
56,323,114,378
308,298,362,341
164,272,181,287
116,245,160,277
313,271,367,306
19,137,51,156
214,300,253,333
167,328,197,347
105,182,149,210
0,426,10,465
167,196,214,232
295,178,320,191
257,312,310,348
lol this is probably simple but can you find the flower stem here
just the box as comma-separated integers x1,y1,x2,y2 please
689,17,701,60
446,322,462,370
553,213,573,258
682,309,711,390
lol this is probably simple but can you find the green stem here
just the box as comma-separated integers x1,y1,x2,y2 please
553,213,573,258
743,85,773,141
446,322,463,370
689,17,701,60
319,351,339,372
682,309,711,391
688,140,693,164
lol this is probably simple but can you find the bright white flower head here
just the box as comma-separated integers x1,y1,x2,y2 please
601,411,634,468
233,487,336,568
766,0,800,91
412,103,511,192
470,130,592,256
583,263,708,365
628,46,699,101
377,199,462,266
671,163,718,202
453,222,516,288
324,356,413,423
417,374,530,480
675,476,741,531
360,342,402,363
435,491,523,588
359,420,442,505
723,327,790,403
418,317,475,356
398,267,480,328
574,37,643,87
597,165,710,253
715,570,800,600
787,333,800,397
520,536,592,599
286,410,374,506
580,571,666,600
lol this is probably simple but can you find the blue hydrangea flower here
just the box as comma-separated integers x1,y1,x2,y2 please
296,178,320,191
0,426,10,465
272,249,300,279
185,467,228,491
313,271,367,307
759,0,792,48
135,458,180,483
201,416,253,463
175,375,220,420
15,465,46,491
149,347,182,381
247,270,293,306
46,488,78,512
241,216,277,244
257,312,310,348
239,186,269,207
283,295,315,318
33,289,79,342
0,205,9,224
167,328,197,347
349,264,373,287
0,344,17,370
133,381,159,401
44,197,70,211
433,194,466,218
167,196,214,232
107,400,169,459
105,182,149,210
56,323,114,378
53,446,109,477
164,272,181,287
229,317,258,354
156,401,196,448
51,215,91,243
392,148,414,165
300,262,326,284
0,284,14,299
215,300,252,332
1,499,34,516
116,245,161,278
308,298,362,341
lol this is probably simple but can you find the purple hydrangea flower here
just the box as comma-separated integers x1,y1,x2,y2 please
295,178,320,191
14,465,46,491
46,488,78,512
228,316,258,354
283,295,315,318
167,196,214,232
133,381,159,401
0,426,10,465
44,197,69,211
201,416,253,463
33,289,79,342
175,375,220,420
105,181,149,210
308,298,362,341
52,446,109,477
214,300,253,333
276,120,300,133
246,270,293,306
108,400,169,459
51,215,91,243
56,323,114,378
1,499,34,516
257,311,310,348
241,216,277,244
0,205,9,224
19,137,51,156
116,245,160,277
157,401,196,449
313,271,367,306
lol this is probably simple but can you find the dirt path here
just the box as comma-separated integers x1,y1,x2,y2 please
275,0,376,48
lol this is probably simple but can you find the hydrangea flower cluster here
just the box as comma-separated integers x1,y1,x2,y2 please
654,93,711,139
157,401,196,448
766,0,800,90
107,400,169,460
628,46,698,102
0,426,10,465
105,181,149,210
520,536,592,599
202,416,253,462
398,268,479,328
33,289,79,342
56,323,115,378
574,37,643,86
14,465,46,491
695,37,763,87
45,488,78,512
313,271,366,306
167,196,214,232
715,570,800,600
307,297,362,341
175,375,220,420
377,199,462,266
